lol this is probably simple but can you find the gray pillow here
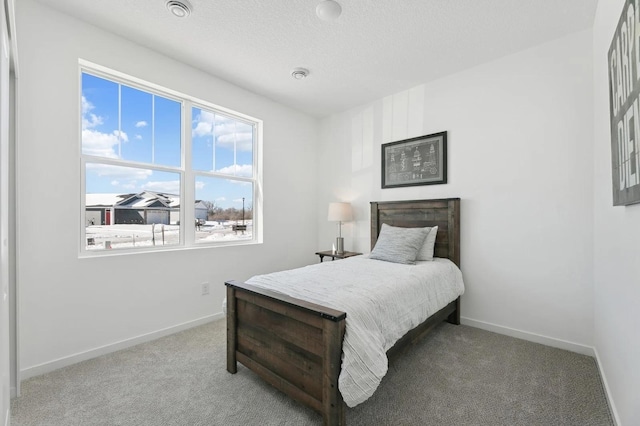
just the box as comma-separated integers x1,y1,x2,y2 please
416,226,438,261
369,224,429,264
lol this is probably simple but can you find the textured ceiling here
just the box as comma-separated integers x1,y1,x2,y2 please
35,0,598,117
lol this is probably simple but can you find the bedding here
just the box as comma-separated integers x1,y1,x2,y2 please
244,255,465,407
416,225,438,261
368,223,429,264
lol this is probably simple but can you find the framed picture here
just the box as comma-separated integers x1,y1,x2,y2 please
381,131,447,189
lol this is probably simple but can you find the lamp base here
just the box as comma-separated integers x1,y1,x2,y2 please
335,237,344,255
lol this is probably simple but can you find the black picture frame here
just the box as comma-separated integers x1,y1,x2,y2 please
381,131,447,189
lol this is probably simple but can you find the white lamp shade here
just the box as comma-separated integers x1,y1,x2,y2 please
328,202,353,222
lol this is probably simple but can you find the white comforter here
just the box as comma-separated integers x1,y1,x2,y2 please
244,255,465,407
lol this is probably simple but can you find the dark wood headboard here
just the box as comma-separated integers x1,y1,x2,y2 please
370,198,461,267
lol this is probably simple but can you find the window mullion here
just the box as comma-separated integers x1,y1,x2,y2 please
118,84,122,158
233,121,237,176
212,113,216,172
183,100,194,246
152,95,155,164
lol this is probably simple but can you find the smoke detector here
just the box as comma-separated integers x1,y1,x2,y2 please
291,67,309,80
316,0,342,21
166,0,192,18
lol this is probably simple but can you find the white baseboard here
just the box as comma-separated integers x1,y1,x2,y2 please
461,316,595,356
593,346,621,426
20,313,223,381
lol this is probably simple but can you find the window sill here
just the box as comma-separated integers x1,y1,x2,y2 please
78,239,262,259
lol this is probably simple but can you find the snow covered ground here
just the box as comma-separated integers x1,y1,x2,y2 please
86,221,253,250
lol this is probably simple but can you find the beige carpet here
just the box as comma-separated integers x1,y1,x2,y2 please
11,319,613,425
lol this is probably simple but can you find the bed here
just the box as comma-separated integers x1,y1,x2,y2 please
225,198,461,425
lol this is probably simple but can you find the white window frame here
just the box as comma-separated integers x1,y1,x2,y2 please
79,60,263,257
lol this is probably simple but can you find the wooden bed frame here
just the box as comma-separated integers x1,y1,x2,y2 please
225,198,461,426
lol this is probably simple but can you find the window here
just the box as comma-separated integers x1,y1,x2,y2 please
80,62,261,254
191,107,255,244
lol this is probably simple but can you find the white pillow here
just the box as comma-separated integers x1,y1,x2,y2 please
369,224,429,264
416,226,438,261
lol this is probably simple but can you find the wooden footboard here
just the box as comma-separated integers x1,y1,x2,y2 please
226,280,347,426
226,279,461,426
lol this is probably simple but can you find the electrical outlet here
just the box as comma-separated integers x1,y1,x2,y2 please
201,282,210,295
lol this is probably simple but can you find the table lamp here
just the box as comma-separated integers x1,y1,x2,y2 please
328,202,353,255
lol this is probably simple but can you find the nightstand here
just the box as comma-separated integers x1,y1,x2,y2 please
315,250,362,262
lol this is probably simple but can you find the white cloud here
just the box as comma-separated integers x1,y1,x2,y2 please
81,96,103,130
120,182,137,190
113,130,128,143
216,132,253,152
82,129,120,158
192,110,215,137
216,164,252,177
87,163,152,184
143,180,180,193
215,197,226,202
81,95,128,157
195,180,205,190
192,121,212,138
135,121,148,128
81,96,92,115
192,110,253,151
135,134,142,140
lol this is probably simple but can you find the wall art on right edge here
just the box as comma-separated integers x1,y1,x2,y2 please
381,131,447,189
608,1,640,206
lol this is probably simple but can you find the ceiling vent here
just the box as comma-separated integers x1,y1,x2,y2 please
166,0,192,18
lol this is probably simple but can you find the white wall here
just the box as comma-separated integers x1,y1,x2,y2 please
593,0,640,424
318,30,595,353
15,0,319,376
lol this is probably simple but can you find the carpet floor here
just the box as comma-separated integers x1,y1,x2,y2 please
11,319,613,425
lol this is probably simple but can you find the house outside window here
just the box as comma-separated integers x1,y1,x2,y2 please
80,61,262,254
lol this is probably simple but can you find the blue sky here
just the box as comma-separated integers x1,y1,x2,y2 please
82,72,254,210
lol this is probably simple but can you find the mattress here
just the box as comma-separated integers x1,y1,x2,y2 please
243,255,465,407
